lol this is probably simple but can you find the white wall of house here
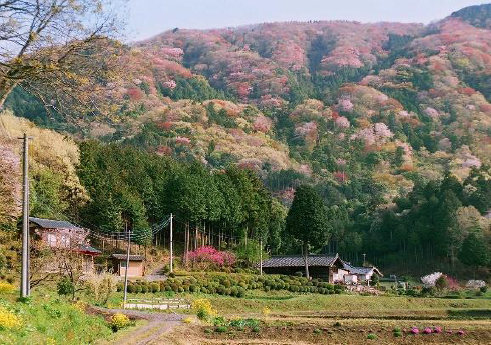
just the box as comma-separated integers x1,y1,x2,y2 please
344,274,358,284
332,269,349,283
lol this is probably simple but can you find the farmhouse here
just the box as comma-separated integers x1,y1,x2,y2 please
111,254,145,277
342,261,383,284
29,217,101,273
260,253,383,284
261,254,347,283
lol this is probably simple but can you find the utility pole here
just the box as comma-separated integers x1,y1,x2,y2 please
260,239,263,276
20,133,31,298
123,223,130,309
169,214,173,273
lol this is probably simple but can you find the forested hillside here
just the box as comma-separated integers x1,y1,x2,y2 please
2,4,491,275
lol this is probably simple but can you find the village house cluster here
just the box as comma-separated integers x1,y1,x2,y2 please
31,217,381,284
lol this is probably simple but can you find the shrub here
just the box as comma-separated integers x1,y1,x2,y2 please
127,284,135,293
188,246,236,271
192,298,217,321
367,334,377,340
85,273,118,305
111,313,131,331
313,328,321,334
435,275,449,291
0,306,22,329
215,326,228,333
480,286,488,293
150,283,160,293
135,285,142,293
116,283,124,292
252,326,260,333
0,281,15,294
57,278,74,297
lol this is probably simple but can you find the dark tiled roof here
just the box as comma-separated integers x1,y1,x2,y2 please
77,244,101,255
262,254,339,268
342,261,383,276
29,217,82,230
111,254,144,261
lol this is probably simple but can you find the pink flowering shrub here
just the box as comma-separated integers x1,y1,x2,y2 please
188,246,236,270
410,328,419,335
423,328,432,334
424,107,439,119
335,116,350,129
337,98,354,112
434,327,443,334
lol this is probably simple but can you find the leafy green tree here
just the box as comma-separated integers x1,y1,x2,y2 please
459,233,490,275
286,185,330,278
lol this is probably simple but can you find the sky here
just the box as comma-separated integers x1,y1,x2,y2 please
127,0,488,41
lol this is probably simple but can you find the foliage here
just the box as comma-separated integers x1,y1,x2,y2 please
0,0,127,117
192,298,217,321
110,313,131,331
57,278,75,297
84,273,119,306
285,185,330,278
0,306,22,330
0,282,15,294
188,246,236,270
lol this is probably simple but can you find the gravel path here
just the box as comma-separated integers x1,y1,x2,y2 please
91,307,184,345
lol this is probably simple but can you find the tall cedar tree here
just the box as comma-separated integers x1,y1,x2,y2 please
459,233,490,277
286,185,330,278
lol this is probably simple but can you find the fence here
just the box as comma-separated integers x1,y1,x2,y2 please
123,297,190,310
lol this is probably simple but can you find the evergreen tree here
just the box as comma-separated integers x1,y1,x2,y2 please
285,185,330,278
459,233,490,276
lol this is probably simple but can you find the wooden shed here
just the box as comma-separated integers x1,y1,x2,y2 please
261,254,345,282
111,254,144,277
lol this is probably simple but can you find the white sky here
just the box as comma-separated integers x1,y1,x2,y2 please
126,0,488,41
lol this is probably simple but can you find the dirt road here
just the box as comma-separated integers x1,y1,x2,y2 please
91,307,185,345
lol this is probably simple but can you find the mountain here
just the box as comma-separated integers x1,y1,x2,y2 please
5,4,491,204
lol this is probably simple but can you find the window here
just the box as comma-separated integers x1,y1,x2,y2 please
60,235,70,248
47,234,57,247
120,261,127,268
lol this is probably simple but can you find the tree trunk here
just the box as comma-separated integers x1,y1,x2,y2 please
303,241,310,279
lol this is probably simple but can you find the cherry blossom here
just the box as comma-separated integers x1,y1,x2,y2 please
335,116,350,129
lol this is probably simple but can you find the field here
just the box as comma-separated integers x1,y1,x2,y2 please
3,274,491,344
103,286,491,344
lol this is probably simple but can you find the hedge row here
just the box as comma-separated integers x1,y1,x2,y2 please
116,274,346,297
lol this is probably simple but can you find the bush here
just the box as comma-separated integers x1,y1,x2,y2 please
0,306,22,329
215,326,228,333
480,286,488,293
435,275,449,291
192,299,217,321
367,333,377,340
135,285,142,293
0,281,15,294
84,273,118,305
110,313,131,331
150,283,160,293
57,278,74,297
127,284,135,293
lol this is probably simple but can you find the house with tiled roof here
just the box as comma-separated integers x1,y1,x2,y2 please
341,261,383,284
260,253,383,284
261,253,347,283
29,217,101,274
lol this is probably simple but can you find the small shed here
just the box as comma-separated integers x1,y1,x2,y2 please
111,254,144,277
261,254,345,282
